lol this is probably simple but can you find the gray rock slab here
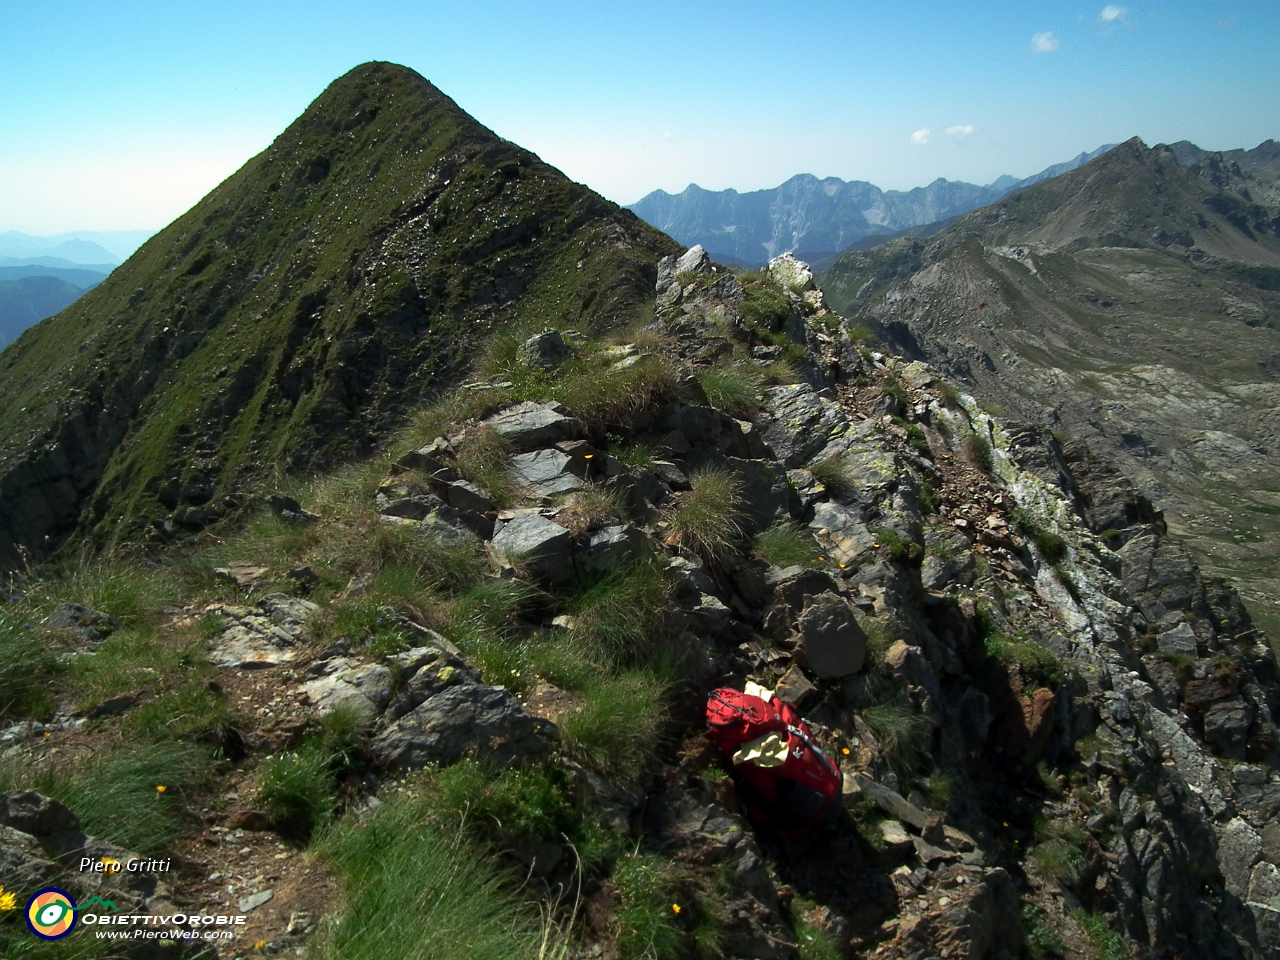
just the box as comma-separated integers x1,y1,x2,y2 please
809,501,876,568
484,401,585,451
490,512,574,584
794,595,866,678
42,603,119,642
760,384,851,468
1218,818,1264,898
239,889,274,913
1156,622,1198,656
522,330,572,370
573,524,646,579
853,774,932,831
302,662,394,718
370,683,557,771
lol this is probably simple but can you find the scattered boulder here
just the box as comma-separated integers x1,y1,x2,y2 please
0,791,79,836
808,501,876,569
265,493,319,524
302,659,395,718
214,562,270,590
793,594,867,678
1157,621,1198,656
42,603,119,643
490,513,574,585
572,524,647,579
522,330,572,370
370,683,557,771
767,253,814,292
208,594,319,669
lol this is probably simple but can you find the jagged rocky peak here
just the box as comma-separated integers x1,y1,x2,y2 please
0,61,679,574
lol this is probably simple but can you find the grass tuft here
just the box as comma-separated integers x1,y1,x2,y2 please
808,453,856,499
258,742,336,839
963,432,994,473
2,740,210,854
613,853,686,960
312,782,552,960
560,670,668,782
697,365,765,420
752,522,820,568
668,467,745,561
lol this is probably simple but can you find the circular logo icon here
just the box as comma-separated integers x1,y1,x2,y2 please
26,887,78,940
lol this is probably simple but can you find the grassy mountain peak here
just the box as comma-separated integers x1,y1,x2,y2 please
0,61,679,569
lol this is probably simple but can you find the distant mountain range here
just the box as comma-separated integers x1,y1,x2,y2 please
0,229,156,265
0,231,155,349
628,145,1115,267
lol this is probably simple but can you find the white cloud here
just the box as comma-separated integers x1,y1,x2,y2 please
1030,31,1059,52
910,128,931,146
1098,5,1128,24
945,125,976,139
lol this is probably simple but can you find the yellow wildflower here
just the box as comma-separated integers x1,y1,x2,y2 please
671,903,681,915
0,886,16,911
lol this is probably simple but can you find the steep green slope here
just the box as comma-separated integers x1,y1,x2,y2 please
819,136,1280,637
0,62,679,569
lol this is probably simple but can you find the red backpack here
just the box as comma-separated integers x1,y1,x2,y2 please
706,688,843,840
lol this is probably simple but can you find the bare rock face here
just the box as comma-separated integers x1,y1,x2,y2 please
370,683,557,771
793,594,867,678
483,401,585,451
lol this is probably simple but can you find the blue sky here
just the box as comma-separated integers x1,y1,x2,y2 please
2,0,1277,234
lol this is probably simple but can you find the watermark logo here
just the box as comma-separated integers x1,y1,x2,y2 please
26,887,78,940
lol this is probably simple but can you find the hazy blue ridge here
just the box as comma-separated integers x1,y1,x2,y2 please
0,275,96,350
629,144,1116,266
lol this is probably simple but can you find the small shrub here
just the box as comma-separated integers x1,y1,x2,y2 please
1074,911,1127,960
258,742,335,839
753,522,820,568
1034,531,1068,563
615,440,659,470
739,284,792,330
400,390,509,450
613,853,686,960
552,355,679,431
846,324,874,345
312,784,549,960
808,453,856,499
697,365,764,419
904,423,931,458
882,375,909,408
667,467,745,561
1023,905,1065,958
963,432,994,473
918,481,937,515
7,740,210,854
938,382,964,410
924,771,953,809
563,561,669,668
417,759,616,871
862,619,900,668
0,614,57,719
860,701,927,769
1099,527,1122,545
792,896,844,960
